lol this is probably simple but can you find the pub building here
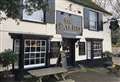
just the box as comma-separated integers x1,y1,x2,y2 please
0,0,112,80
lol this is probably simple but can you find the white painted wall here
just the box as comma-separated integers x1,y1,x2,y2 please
56,0,84,16
0,0,112,64
56,0,112,62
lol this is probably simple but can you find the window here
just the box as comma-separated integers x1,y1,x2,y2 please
22,0,44,22
86,41,92,59
14,39,20,68
93,41,102,57
89,11,98,30
79,42,85,55
14,39,20,54
24,40,46,68
50,42,60,58
84,8,103,31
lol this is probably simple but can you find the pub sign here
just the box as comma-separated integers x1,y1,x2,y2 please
56,10,82,36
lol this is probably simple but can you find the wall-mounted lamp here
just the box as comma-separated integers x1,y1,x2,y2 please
69,4,72,11
61,12,64,15
78,11,81,14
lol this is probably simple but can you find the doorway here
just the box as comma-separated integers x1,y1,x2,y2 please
63,38,76,66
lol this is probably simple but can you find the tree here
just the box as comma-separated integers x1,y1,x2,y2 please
95,0,120,18
0,0,48,22
0,49,17,67
95,0,120,45
0,49,17,78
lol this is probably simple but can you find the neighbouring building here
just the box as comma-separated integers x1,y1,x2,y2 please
0,0,112,80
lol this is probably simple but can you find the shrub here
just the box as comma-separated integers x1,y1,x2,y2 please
0,49,17,67
102,51,113,67
102,51,113,58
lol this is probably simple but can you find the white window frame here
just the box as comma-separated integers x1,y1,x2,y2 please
93,41,102,58
24,39,46,68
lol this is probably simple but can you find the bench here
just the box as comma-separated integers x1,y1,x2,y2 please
28,67,68,82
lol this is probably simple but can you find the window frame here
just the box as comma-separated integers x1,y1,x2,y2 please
50,42,61,58
89,10,98,31
24,39,47,68
79,42,85,56
13,39,20,69
21,0,45,23
92,41,103,58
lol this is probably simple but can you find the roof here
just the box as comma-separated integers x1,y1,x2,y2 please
68,0,112,15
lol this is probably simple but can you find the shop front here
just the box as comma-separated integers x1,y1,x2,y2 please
9,33,52,80
56,10,82,66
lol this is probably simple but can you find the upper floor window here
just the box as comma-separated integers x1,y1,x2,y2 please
84,8,103,31
22,0,44,23
89,11,98,30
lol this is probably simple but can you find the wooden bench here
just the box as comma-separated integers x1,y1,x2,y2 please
28,67,68,82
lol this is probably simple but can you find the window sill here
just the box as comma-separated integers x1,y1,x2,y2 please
94,56,101,59
20,19,47,24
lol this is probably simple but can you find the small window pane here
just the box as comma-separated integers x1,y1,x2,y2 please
41,47,46,51
25,47,30,52
31,47,35,52
41,53,45,58
30,53,35,58
36,59,40,64
36,53,40,57
25,40,30,47
79,42,85,55
37,41,41,46
41,58,45,63
42,41,46,46
24,60,29,65
37,47,40,52
30,59,35,64
24,54,29,59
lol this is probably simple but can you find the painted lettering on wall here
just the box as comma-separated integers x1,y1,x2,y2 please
56,11,82,36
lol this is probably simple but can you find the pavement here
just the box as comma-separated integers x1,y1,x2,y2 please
66,67,120,82
0,66,120,82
